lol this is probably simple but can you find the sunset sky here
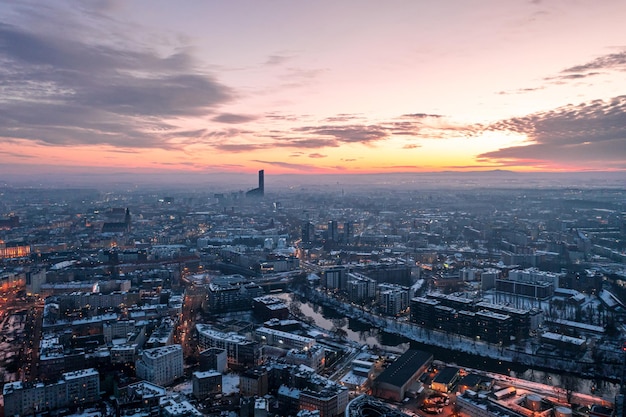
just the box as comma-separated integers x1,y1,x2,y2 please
1,0,625,176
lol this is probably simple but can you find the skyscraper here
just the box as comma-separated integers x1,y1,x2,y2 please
258,169,264,194
246,170,265,197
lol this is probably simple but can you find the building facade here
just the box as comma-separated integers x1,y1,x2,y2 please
135,344,184,386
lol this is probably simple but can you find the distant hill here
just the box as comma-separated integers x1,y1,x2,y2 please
1,163,624,191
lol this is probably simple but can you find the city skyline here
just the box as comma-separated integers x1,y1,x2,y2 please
1,0,625,176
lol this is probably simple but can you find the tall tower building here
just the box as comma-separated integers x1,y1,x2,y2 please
258,170,264,195
246,170,265,198
328,220,338,242
343,221,353,243
302,221,315,244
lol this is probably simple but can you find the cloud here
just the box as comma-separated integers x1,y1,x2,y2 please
212,113,257,124
403,144,421,149
497,86,545,95
250,160,320,172
294,125,388,144
500,50,626,94
480,96,626,168
308,153,327,158
561,50,626,74
264,54,292,66
401,113,443,119
442,164,508,169
0,17,232,150
323,114,364,123
0,150,34,159
209,112,482,155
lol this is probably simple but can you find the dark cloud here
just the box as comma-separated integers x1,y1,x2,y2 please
0,150,34,159
403,144,421,149
308,153,327,158
213,137,340,153
294,125,388,143
558,72,601,80
401,113,443,119
501,50,626,94
212,113,258,124
561,50,626,74
497,86,545,95
481,96,626,168
264,55,291,66
323,114,363,123
213,143,268,153
209,113,481,155
264,112,306,122
0,20,232,149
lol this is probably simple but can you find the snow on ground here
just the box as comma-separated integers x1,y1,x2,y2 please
63,408,103,417
411,279,425,293
222,373,240,395
170,380,193,396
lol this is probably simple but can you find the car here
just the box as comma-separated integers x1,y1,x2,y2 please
428,393,450,405
421,406,443,414
428,397,449,406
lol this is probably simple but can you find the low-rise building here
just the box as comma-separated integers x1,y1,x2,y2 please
373,349,432,402
192,370,222,399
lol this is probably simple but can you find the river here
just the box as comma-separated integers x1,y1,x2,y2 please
275,292,619,400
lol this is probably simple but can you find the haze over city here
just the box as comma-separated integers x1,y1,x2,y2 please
1,0,626,180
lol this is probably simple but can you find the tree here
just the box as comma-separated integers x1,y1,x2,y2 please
289,299,304,319
334,327,348,341
561,374,579,403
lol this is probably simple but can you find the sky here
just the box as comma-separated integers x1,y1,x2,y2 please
1,0,625,176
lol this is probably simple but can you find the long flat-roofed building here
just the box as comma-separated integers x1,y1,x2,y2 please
372,349,433,402
410,296,438,327
196,324,261,370
255,326,315,350
3,368,100,416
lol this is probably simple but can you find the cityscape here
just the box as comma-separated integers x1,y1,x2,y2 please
1,170,625,417
2,1,626,417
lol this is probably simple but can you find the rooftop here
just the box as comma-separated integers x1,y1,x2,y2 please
375,349,433,387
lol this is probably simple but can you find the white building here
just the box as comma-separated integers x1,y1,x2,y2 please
136,344,184,386
111,343,138,364
285,344,325,372
377,283,410,315
255,327,315,350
